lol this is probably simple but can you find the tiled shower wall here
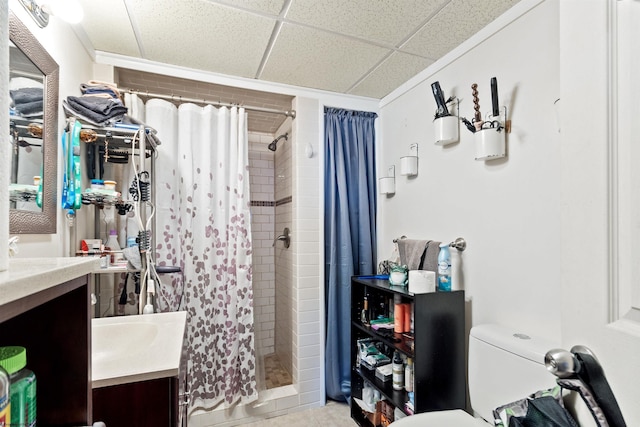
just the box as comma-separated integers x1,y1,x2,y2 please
274,127,293,375
248,131,275,357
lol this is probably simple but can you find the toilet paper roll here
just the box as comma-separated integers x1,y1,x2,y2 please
408,270,435,294
0,3,9,272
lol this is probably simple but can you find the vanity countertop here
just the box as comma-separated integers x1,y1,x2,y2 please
0,257,99,307
92,311,187,388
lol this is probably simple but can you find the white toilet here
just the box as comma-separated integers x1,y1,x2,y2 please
391,324,560,426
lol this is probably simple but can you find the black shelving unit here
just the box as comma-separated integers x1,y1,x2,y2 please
350,277,466,425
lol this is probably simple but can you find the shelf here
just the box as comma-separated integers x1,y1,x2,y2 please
352,277,414,299
350,278,466,423
352,321,414,357
354,367,410,416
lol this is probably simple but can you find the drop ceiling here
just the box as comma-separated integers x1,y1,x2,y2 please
74,0,521,133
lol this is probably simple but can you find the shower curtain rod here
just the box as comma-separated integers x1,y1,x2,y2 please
121,88,296,119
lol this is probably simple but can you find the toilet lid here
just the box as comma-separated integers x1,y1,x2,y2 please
390,409,489,426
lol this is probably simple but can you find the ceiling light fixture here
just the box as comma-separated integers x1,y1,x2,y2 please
18,0,84,28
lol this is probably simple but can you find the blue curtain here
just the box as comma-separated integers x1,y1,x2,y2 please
324,107,378,402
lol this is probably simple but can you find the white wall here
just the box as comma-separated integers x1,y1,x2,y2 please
8,0,94,257
378,0,561,341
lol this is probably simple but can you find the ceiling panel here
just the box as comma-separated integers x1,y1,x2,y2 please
286,0,449,47
211,0,285,15
260,22,390,93
76,0,141,57
401,0,520,59
72,0,523,100
126,0,275,78
349,52,434,99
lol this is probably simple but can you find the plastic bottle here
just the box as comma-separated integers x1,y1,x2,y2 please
405,357,414,392
106,229,121,264
360,294,370,326
0,365,10,427
0,346,36,427
392,351,404,391
437,243,452,292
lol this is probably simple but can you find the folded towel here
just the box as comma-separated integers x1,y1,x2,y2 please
67,95,127,117
80,80,122,100
397,239,429,270
423,241,441,272
14,100,43,116
10,87,43,104
63,99,113,127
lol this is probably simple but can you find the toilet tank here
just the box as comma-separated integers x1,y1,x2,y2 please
469,324,560,424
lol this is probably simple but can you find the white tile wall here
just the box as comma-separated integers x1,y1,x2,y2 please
248,132,276,357
274,124,294,374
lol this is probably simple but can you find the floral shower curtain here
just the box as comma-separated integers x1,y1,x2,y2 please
129,96,257,411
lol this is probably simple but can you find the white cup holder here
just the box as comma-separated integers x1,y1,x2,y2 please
434,116,459,146
474,128,506,161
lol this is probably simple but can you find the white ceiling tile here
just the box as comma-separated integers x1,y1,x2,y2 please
402,0,521,60
349,52,433,99
209,0,286,15
76,0,141,57
260,23,390,93
286,0,449,47
126,0,276,78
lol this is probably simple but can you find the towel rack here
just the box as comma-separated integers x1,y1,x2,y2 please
393,236,467,251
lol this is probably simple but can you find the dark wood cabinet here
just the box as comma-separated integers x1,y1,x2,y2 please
0,273,92,426
350,277,466,426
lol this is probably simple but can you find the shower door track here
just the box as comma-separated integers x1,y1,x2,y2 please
121,88,297,119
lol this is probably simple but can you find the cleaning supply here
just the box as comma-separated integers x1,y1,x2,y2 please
0,346,36,427
0,364,10,426
437,243,452,292
392,350,404,391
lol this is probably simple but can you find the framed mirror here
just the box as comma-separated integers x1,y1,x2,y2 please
9,11,58,234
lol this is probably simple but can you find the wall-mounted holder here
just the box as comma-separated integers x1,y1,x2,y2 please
400,144,419,176
434,97,460,146
379,166,395,195
475,106,508,161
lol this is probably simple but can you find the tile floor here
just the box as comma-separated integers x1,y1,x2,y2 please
240,400,356,426
263,354,293,389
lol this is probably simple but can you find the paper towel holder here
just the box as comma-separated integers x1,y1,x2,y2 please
449,237,466,251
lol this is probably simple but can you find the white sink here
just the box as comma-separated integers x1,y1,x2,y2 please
92,311,187,388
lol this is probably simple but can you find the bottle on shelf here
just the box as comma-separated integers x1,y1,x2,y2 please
361,294,370,326
0,346,37,427
392,350,404,391
106,229,122,264
437,242,452,292
405,357,414,392
0,363,9,426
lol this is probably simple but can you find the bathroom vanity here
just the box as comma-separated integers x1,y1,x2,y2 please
0,257,99,425
91,311,188,427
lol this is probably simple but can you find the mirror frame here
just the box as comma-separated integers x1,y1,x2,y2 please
9,11,58,234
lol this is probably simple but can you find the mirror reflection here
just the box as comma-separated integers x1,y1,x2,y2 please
9,40,45,213
9,11,59,234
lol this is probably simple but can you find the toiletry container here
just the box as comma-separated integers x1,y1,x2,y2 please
404,357,414,392
106,229,122,264
392,351,404,391
0,364,10,426
437,243,452,292
0,346,36,427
